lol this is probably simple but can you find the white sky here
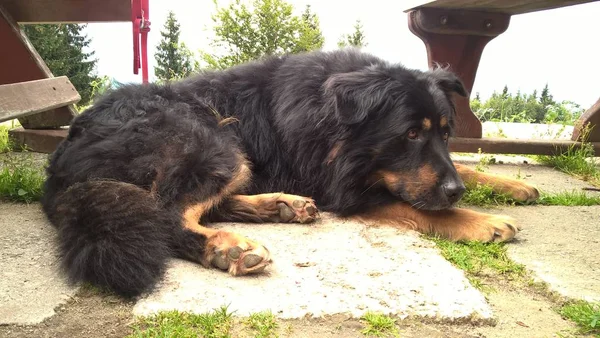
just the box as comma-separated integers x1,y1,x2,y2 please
84,0,600,108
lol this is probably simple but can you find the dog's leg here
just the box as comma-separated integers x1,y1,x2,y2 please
353,202,520,242
169,158,272,276
454,162,540,202
207,193,319,224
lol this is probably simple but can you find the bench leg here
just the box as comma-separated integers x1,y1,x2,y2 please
407,8,511,138
572,97,600,142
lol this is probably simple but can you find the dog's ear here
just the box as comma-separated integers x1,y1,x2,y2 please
430,68,469,97
323,69,392,125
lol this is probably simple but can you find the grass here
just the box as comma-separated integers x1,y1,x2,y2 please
429,237,525,278
0,126,11,153
558,300,600,336
460,184,600,208
244,311,279,338
360,312,399,337
0,152,46,203
128,306,234,338
535,124,600,187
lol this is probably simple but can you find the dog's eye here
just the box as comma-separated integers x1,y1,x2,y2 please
443,132,449,142
407,129,419,140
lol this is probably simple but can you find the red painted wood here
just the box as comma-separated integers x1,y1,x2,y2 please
407,8,511,138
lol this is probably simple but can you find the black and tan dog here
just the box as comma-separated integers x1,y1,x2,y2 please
41,48,539,298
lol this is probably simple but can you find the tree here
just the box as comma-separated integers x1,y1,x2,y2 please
338,20,367,48
22,24,99,106
154,11,195,82
198,0,325,70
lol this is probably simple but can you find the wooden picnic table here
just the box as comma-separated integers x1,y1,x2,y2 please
0,0,149,153
403,0,600,155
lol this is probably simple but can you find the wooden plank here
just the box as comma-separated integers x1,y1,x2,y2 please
0,77,80,123
448,137,600,155
403,0,600,15
8,127,68,153
0,4,76,128
0,0,131,23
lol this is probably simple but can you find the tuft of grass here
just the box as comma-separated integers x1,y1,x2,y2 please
429,236,525,292
0,153,46,203
0,126,12,153
536,124,600,187
245,311,279,338
460,183,600,208
360,312,399,337
128,306,234,338
537,190,600,206
558,300,600,336
460,183,517,207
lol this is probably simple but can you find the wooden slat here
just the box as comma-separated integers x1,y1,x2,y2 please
0,4,77,128
8,127,68,153
449,137,600,155
0,77,80,123
403,0,600,15
0,0,131,23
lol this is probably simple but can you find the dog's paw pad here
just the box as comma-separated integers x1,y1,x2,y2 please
276,196,319,223
205,231,271,276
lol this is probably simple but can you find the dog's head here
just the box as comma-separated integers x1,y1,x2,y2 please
323,64,468,210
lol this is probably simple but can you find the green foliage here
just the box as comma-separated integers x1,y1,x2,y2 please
245,311,279,338
0,153,46,203
470,85,584,125
338,20,368,48
198,0,325,70
154,11,195,82
22,24,100,106
0,127,11,153
536,124,600,186
128,306,234,338
558,300,600,336
360,312,399,337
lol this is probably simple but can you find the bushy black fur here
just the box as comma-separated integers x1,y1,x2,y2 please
42,48,468,297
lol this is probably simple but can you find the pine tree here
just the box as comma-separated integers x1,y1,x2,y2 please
154,11,194,82
199,0,325,70
338,20,367,48
22,24,99,106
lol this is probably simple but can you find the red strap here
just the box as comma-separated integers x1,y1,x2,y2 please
132,0,150,83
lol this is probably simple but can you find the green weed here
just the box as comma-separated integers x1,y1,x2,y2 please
0,153,46,203
360,312,399,337
558,300,600,336
128,306,234,338
245,311,279,338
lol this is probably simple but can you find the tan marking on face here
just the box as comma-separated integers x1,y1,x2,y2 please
422,118,432,130
374,164,439,200
440,115,448,128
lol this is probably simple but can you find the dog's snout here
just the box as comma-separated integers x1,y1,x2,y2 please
442,181,466,204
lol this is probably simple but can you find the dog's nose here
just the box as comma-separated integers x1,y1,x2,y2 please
442,181,466,204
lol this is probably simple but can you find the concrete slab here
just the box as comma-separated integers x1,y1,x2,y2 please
133,214,493,322
0,202,79,325
484,205,600,302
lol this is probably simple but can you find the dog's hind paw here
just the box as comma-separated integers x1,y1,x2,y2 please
204,230,272,276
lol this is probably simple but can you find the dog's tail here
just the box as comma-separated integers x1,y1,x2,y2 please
45,180,177,297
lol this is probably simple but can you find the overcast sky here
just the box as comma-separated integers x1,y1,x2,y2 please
84,0,600,108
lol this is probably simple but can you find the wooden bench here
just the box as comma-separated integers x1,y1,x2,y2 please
403,0,600,155
0,0,148,153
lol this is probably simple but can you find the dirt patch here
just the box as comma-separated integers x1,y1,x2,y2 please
0,288,134,338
